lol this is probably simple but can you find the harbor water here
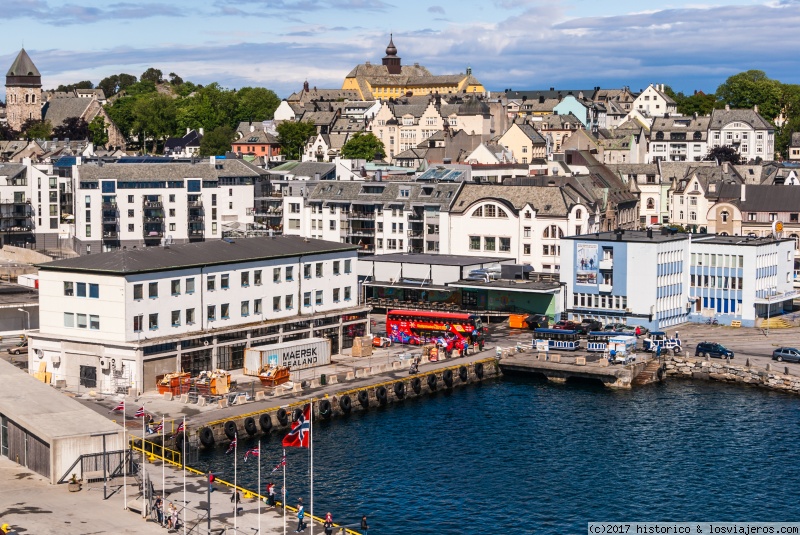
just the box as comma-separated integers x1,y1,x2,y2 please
195,376,800,534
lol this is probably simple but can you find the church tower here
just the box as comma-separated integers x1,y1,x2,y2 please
382,34,402,75
5,48,42,131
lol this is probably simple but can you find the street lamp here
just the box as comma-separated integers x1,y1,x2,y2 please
17,308,29,332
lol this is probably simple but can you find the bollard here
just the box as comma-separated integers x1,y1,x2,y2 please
255,391,266,401
327,374,339,385
218,398,228,408
180,394,189,404
163,392,173,401
198,396,206,407
745,358,750,368
786,366,790,376
345,371,355,381
766,363,771,372
309,379,320,388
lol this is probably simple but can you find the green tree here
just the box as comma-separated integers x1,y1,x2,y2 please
199,125,236,156
132,93,178,153
340,132,385,160
715,70,782,121
677,92,719,116
0,123,18,141
98,73,138,97
20,119,52,140
105,96,138,138
276,121,317,160
54,80,94,92
168,72,184,85
176,83,238,132
53,117,90,140
235,87,280,124
140,67,163,84
704,145,742,164
88,115,109,147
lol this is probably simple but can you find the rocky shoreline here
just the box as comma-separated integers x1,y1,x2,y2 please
664,355,800,394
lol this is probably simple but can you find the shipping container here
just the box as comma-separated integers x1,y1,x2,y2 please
18,274,39,289
243,337,331,376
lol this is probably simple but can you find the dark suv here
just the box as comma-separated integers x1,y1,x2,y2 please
695,342,734,359
576,319,602,334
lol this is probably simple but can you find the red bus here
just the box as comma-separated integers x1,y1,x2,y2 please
385,309,483,352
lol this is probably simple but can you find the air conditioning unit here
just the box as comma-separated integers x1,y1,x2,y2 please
99,359,110,370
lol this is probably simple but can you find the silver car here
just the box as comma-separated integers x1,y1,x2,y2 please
772,347,800,363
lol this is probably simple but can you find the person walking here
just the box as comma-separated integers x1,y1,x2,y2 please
171,503,180,530
231,489,243,515
154,495,164,525
323,512,334,535
165,503,174,529
635,325,641,339
267,481,275,507
478,330,485,351
360,515,369,535
295,498,305,532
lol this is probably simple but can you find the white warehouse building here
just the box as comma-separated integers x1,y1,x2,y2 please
29,236,369,393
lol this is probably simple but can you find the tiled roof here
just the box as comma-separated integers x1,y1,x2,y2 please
41,97,93,128
77,160,269,181
306,180,461,210
709,108,773,130
6,48,40,77
449,183,584,216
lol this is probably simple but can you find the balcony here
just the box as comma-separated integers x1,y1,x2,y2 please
599,283,613,293
407,230,424,239
103,229,119,239
189,214,204,223
349,212,376,220
408,214,423,222
102,201,117,210
189,229,204,237
188,200,203,208
599,258,613,270
143,200,163,209
347,229,375,237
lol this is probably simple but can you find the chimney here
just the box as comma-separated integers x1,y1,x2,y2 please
199,127,204,136
722,161,729,173
754,104,759,114
187,127,191,135
725,104,730,111
741,184,746,202
250,125,255,133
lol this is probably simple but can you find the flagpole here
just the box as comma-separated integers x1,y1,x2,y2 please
257,440,262,535
141,404,146,520
123,399,127,511
283,448,286,535
161,414,165,522
182,415,186,535
234,432,238,532
310,402,314,535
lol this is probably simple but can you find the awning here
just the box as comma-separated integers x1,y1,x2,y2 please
364,280,452,291
754,290,797,305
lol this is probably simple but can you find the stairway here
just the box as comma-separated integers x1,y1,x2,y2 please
760,317,792,329
633,359,665,386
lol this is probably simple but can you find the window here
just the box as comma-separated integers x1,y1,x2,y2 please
85,224,91,238
468,236,480,250
171,310,181,327
770,213,777,221
486,205,496,218
484,237,496,251
500,237,511,252
286,266,294,281
221,303,230,319
523,243,531,255
721,210,729,223
133,315,143,331
304,292,311,307
333,261,340,275
316,263,323,277
76,313,87,329
186,278,195,294
221,274,229,289
333,288,340,302
240,300,249,317
344,286,352,300
149,313,158,330
473,206,483,217
304,264,312,279
186,308,195,324
64,281,74,296
64,312,74,328
646,198,655,209
76,282,86,297
254,299,263,314
286,294,294,309
254,270,262,285
523,227,531,238
89,284,99,298
748,213,756,221
128,224,134,232
207,305,216,321
690,211,697,221
273,296,281,311
171,279,181,295
314,290,322,306
344,260,352,274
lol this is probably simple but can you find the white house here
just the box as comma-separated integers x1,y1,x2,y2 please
632,84,677,117
708,106,774,162
28,236,369,393
648,115,710,163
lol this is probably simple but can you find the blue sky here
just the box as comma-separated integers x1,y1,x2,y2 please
2,0,800,99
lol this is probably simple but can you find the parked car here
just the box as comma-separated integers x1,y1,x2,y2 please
603,322,628,332
695,342,734,359
372,336,392,348
525,314,549,329
576,319,602,334
553,320,579,331
772,347,800,363
7,339,27,355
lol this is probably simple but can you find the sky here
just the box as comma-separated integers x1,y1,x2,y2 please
2,0,800,99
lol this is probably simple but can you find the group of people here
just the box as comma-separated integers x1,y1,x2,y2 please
295,501,368,535
153,495,180,530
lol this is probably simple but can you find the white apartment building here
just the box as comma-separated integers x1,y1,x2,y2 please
72,158,269,253
669,164,743,230
29,236,369,394
648,115,710,163
708,107,774,162
632,84,677,117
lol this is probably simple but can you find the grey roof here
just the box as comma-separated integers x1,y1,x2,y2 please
361,253,506,266
287,88,363,102
651,116,710,141
41,97,93,128
562,230,689,243
710,108,773,130
38,236,358,275
6,48,40,77
606,163,658,177
658,161,715,183
233,129,278,145
77,159,269,181
514,123,546,144
791,132,800,147
449,183,588,217
505,89,596,101
721,184,800,212
536,113,583,129
268,161,336,180
306,180,461,210
0,163,26,182
673,165,744,195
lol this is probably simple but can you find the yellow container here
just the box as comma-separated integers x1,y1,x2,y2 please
509,314,528,329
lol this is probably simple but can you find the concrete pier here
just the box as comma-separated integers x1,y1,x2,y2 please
498,353,649,389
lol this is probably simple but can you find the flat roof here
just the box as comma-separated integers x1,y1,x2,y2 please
0,358,123,442
38,237,358,275
563,230,689,243
691,235,794,246
448,279,561,292
360,253,507,267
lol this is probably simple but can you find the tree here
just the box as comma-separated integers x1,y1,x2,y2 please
53,117,90,140
176,83,238,132
20,119,52,140
88,115,109,147
0,123,18,141
168,72,184,86
704,145,742,164
340,132,385,160
140,67,163,84
276,121,317,160
132,93,178,153
105,96,138,138
199,126,236,156
98,73,138,97
235,87,280,124
54,80,94,93
716,70,782,122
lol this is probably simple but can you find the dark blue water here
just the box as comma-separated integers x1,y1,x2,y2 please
196,377,800,534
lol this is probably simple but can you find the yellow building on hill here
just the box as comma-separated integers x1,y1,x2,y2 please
342,35,486,100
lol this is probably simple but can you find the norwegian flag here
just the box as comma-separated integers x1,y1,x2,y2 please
153,419,164,434
244,447,260,462
282,404,310,448
108,401,125,413
226,433,237,454
173,421,185,437
134,406,146,418
271,455,286,474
